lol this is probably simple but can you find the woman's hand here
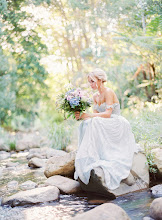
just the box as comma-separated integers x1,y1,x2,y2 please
75,112,91,120
74,111,81,120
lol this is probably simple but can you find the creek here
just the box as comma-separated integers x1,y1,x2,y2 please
0,152,156,220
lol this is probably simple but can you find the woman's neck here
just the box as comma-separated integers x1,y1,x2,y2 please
98,85,106,94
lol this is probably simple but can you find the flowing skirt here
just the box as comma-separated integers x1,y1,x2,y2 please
74,115,139,190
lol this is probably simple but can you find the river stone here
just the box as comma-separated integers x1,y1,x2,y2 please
0,168,3,178
46,148,67,159
7,181,19,191
27,152,46,160
2,186,60,207
44,151,76,178
6,162,19,167
149,197,162,220
27,148,47,160
79,152,149,198
66,145,77,152
28,157,47,168
27,147,67,160
0,151,11,160
11,152,28,158
150,184,162,198
72,203,130,220
151,148,162,179
143,217,154,220
45,175,82,194
20,180,37,190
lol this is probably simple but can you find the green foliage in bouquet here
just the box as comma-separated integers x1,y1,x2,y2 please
57,87,92,118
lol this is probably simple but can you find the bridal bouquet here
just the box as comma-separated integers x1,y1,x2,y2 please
57,87,91,118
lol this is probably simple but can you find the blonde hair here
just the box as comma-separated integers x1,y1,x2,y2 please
88,68,107,82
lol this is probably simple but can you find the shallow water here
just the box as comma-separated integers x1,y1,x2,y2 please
0,190,154,220
113,190,154,219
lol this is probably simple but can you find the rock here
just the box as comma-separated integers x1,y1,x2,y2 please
79,152,149,198
27,147,67,160
72,203,130,220
28,157,47,168
0,168,3,178
143,217,154,220
46,148,67,159
45,175,82,194
131,152,149,185
7,181,19,191
0,151,11,160
15,133,42,151
15,140,28,151
151,148,162,179
122,172,136,186
27,152,46,160
44,151,76,178
20,181,37,190
11,152,28,158
2,186,60,207
66,145,77,152
0,140,9,151
6,162,19,168
27,148,47,160
38,183,47,188
151,184,162,198
149,197,162,220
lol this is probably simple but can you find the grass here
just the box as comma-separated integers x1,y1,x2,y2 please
123,104,162,148
123,102,162,173
9,141,16,151
47,119,76,150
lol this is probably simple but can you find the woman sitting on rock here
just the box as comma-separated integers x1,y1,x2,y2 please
74,68,139,191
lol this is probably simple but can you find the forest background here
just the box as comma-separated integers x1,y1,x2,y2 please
0,0,161,153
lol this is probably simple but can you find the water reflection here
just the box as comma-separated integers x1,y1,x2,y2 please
0,154,155,219
0,189,154,219
112,190,154,220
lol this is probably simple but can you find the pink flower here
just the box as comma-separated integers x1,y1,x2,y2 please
66,95,73,101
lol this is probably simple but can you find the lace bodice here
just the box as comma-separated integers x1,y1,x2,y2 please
93,102,120,115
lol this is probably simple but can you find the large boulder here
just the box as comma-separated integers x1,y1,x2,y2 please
151,148,162,179
45,175,82,194
2,186,60,207
44,151,76,178
149,198,162,220
72,203,130,220
79,152,149,198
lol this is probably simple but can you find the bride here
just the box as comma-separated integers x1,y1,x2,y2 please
74,68,139,190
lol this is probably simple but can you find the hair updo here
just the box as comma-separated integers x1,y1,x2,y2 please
88,68,107,82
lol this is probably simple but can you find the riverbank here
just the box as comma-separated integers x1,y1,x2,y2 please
0,144,161,219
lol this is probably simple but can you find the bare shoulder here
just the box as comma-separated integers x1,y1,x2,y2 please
104,87,119,103
105,88,114,96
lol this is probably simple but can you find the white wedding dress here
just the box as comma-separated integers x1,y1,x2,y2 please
74,103,139,190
